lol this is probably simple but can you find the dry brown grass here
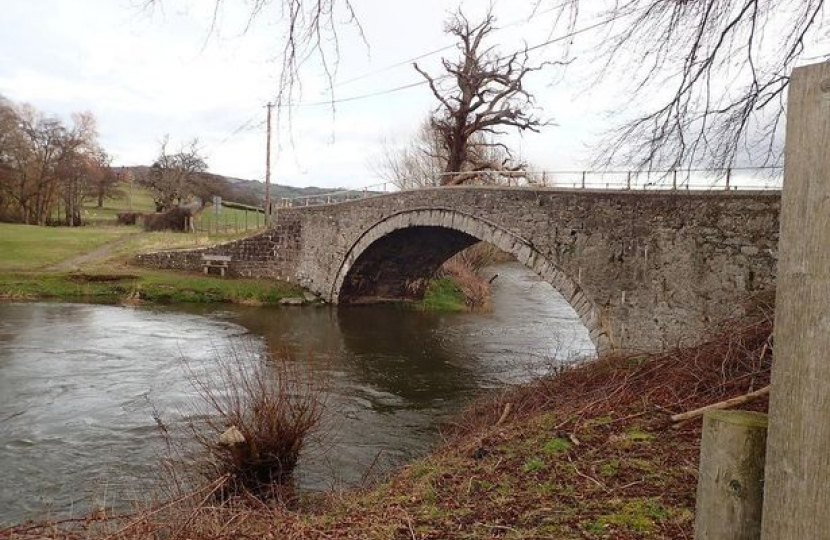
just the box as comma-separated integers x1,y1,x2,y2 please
446,291,774,440
437,241,512,309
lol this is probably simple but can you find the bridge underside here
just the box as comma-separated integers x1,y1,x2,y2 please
339,226,478,303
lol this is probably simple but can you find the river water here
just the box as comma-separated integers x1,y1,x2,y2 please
0,263,594,523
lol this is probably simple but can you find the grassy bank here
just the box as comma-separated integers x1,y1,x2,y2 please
0,222,303,305
419,277,468,311
0,271,304,305
4,300,775,539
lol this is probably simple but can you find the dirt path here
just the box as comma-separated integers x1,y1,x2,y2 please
48,233,141,272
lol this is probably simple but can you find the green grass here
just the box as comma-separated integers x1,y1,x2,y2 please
0,223,133,271
418,277,467,312
78,183,157,223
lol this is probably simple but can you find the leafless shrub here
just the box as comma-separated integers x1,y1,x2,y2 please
158,344,326,503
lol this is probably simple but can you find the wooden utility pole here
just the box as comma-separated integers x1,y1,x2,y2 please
761,59,830,539
265,102,274,225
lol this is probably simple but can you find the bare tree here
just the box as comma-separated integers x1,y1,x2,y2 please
537,0,829,170
0,98,109,225
140,137,208,211
414,10,551,186
374,120,532,190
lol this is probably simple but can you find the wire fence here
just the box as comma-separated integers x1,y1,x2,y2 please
276,167,783,209
193,203,267,236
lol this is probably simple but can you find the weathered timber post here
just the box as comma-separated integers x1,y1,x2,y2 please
695,411,768,540
761,60,830,539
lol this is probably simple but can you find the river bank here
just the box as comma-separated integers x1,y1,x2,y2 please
0,270,307,305
1,296,772,539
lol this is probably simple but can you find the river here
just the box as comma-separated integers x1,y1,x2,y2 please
0,263,594,523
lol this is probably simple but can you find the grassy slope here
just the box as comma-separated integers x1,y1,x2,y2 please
79,183,157,224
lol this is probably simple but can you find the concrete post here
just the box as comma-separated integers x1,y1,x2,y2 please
694,411,767,540
761,60,830,539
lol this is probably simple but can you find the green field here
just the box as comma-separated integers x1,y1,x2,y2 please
77,183,158,224
0,224,134,271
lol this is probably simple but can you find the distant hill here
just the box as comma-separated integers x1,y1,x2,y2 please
115,166,347,208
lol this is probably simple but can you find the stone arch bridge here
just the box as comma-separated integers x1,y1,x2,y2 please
136,187,780,353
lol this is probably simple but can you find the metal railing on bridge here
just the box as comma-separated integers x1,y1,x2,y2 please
276,166,783,209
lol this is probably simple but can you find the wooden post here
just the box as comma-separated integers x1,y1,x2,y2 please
695,411,767,540
761,60,830,540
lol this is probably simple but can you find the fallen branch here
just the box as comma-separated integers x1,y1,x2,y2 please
670,385,770,423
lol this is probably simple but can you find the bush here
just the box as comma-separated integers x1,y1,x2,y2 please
116,212,142,225
143,207,192,231
173,345,325,502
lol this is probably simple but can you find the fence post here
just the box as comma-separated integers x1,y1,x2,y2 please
672,170,678,190
626,171,631,190
581,171,586,189
726,168,732,191
694,411,767,540
761,59,830,539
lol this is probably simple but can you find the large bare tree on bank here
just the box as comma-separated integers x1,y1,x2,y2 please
414,11,549,186
538,0,828,169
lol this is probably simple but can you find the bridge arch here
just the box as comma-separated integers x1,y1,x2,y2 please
330,208,611,353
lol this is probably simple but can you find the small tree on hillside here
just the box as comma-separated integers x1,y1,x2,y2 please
141,137,208,211
414,10,552,186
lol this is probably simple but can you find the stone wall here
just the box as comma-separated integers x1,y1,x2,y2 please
134,187,781,352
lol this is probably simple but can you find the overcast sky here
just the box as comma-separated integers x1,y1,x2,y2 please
0,0,714,189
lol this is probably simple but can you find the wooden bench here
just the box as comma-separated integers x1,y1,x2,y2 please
202,254,232,277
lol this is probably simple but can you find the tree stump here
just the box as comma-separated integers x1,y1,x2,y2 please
694,410,768,540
